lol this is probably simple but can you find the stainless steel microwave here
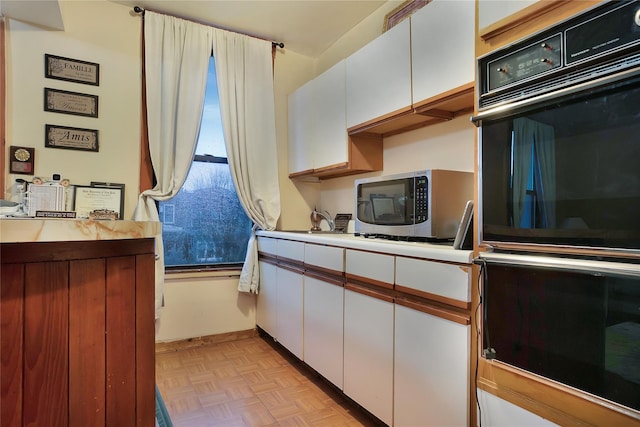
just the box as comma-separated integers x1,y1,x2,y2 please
354,170,473,240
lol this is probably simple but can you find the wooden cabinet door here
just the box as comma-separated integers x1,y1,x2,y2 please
257,260,278,336
343,289,394,426
411,0,475,103
394,304,470,427
478,0,538,31
312,60,348,169
395,256,471,304
288,79,315,174
346,18,412,129
276,267,304,359
303,275,344,389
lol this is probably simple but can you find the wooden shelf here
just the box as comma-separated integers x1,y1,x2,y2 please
348,82,475,138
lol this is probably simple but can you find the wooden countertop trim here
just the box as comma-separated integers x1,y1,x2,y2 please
1,239,155,264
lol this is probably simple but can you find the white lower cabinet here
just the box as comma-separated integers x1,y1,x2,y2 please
276,267,304,359
303,275,344,388
256,259,277,336
394,303,470,426
343,289,394,426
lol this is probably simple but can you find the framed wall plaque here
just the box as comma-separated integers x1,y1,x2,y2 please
9,146,35,175
45,54,99,86
44,88,98,117
45,124,99,152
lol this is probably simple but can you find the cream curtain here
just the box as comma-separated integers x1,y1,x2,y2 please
211,29,281,293
133,12,212,318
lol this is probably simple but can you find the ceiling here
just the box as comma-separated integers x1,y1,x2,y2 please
112,0,391,58
0,0,393,58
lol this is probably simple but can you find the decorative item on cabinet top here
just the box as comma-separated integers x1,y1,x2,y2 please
384,0,431,31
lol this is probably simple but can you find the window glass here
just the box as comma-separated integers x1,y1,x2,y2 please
159,57,252,268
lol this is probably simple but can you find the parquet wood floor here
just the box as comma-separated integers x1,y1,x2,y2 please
156,334,384,427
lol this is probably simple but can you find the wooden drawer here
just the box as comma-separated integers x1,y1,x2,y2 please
345,249,394,287
305,243,344,273
277,239,304,262
257,236,277,256
395,256,470,304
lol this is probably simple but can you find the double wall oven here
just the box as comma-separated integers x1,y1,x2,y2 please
473,0,640,413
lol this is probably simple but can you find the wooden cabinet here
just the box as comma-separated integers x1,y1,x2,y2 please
343,288,394,426
287,79,314,174
346,19,412,130
394,255,471,426
0,238,155,427
478,0,538,33
343,249,395,425
256,237,305,359
394,304,470,427
288,60,383,180
303,243,345,389
411,0,475,110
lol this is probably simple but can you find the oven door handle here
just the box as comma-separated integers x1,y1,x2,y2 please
471,65,640,126
477,252,640,278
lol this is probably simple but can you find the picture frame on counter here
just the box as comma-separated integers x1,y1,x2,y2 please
44,88,98,118
45,124,99,152
74,184,124,220
90,182,125,218
45,54,100,86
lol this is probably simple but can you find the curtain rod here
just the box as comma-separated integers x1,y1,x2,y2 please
133,6,285,49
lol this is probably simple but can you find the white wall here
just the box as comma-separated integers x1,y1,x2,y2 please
5,0,141,219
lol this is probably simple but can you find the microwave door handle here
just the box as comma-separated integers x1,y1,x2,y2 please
477,252,640,278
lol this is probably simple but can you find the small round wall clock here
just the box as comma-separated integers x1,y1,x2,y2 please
9,146,35,175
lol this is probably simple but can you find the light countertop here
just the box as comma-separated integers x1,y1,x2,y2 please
0,218,161,244
257,230,474,264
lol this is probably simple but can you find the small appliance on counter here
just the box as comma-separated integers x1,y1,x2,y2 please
354,170,473,241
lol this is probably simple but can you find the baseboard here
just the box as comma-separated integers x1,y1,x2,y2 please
155,328,259,354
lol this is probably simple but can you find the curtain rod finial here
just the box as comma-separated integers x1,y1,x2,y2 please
134,6,145,14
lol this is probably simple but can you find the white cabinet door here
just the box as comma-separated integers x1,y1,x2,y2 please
396,256,471,303
411,0,475,103
345,249,394,285
312,60,348,169
256,260,277,336
304,243,344,272
346,18,412,129
276,267,304,359
288,79,314,174
478,0,538,31
343,289,394,426
394,304,470,427
303,275,344,389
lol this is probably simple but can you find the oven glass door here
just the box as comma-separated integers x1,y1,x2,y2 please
479,74,640,252
482,256,640,411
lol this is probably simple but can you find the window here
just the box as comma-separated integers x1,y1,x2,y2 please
158,57,253,269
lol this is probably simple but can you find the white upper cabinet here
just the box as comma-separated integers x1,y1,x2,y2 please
478,0,538,31
312,60,348,169
288,79,314,174
346,18,412,129
411,0,475,103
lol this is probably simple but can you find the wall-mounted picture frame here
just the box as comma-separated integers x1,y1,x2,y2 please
44,88,98,118
45,54,100,86
45,124,99,152
9,145,35,175
74,185,124,220
383,0,431,31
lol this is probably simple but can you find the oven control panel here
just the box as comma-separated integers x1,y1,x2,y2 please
487,34,562,92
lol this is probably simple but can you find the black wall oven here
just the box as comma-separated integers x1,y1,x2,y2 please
474,0,640,416
474,0,640,257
